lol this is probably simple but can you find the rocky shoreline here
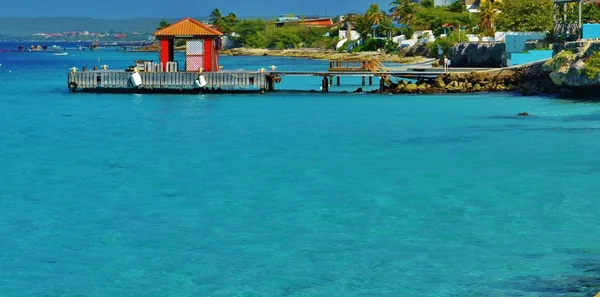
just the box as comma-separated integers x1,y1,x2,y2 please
378,40,600,96
377,61,561,96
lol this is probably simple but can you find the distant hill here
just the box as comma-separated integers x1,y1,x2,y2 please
0,17,206,36
0,16,277,37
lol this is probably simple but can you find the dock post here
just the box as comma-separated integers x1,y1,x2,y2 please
362,76,366,86
267,74,275,92
329,76,334,86
369,76,373,85
379,76,385,93
322,77,329,93
336,76,340,86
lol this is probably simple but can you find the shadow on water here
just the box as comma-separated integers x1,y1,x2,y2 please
391,135,474,146
506,251,600,296
561,113,600,121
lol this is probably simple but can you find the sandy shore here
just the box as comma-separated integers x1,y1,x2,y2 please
136,44,429,64
220,47,430,64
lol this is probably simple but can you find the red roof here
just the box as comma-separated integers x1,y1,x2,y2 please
154,17,223,37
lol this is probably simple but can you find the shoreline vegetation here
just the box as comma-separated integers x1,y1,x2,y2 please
219,48,430,64
135,43,431,64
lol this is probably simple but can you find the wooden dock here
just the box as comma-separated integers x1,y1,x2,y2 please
68,71,269,93
67,67,492,94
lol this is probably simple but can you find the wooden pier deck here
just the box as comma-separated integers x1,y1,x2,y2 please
67,67,492,94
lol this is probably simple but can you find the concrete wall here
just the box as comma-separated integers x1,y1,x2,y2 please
504,32,545,53
583,24,600,39
508,50,552,66
339,29,360,41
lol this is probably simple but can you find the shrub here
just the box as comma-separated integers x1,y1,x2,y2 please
584,51,600,79
427,29,468,56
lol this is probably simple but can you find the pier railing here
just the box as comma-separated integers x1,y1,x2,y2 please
68,71,268,90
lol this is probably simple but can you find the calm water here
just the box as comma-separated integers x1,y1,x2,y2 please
1,46,600,297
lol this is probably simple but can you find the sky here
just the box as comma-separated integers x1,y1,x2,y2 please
0,0,386,19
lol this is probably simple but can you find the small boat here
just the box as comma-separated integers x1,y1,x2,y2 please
54,52,68,56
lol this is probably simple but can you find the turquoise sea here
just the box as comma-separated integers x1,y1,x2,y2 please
1,42,600,297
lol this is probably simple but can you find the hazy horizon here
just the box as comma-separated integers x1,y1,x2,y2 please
1,0,379,19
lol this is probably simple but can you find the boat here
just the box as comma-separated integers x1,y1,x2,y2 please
54,52,68,56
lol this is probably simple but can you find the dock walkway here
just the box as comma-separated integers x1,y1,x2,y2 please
67,67,493,94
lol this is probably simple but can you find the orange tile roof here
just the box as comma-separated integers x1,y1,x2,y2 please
154,17,223,37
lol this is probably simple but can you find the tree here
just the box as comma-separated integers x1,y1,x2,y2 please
496,0,554,32
448,0,467,13
478,0,498,36
567,2,600,22
365,4,387,26
390,0,421,27
415,7,475,34
233,19,267,46
421,0,434,8
209,8,222,25
348,14,372,42
375,17,396,37
224,13,238,30
158,20,170,29
428,29,469,56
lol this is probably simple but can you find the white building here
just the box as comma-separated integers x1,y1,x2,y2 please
338,22,360,41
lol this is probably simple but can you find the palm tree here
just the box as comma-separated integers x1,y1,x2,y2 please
365,4,387,26
209,8,222,25
478,0,498,36
158,20,170,29
348,15,372,42
389,0,420,27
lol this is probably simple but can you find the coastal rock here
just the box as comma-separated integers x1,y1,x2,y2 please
401,42,433,58
405,83,418,93
448,42,505,68
543,40,600,88
434,77,446,88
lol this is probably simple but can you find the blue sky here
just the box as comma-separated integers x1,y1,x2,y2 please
0,0,385,18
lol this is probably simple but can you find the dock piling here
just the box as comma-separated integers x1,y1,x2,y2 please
267,74,275,91
362,76,366,86
369,76,373,85
322,77,329,93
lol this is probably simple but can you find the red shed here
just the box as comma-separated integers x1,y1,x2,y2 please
153,17,223,72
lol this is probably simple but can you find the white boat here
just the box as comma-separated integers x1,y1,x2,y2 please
54,52,68,56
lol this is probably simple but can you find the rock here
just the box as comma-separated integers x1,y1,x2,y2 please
448,42,506,68
395,82,407,92
354,87,363,93
472,83,482,92
518,112,530,116
434,77,446,88
401,42,433,58
405,83,418,93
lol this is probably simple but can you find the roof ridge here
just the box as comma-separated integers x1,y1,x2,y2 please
153,17,223,37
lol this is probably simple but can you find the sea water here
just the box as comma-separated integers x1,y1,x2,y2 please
1,43,600,297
